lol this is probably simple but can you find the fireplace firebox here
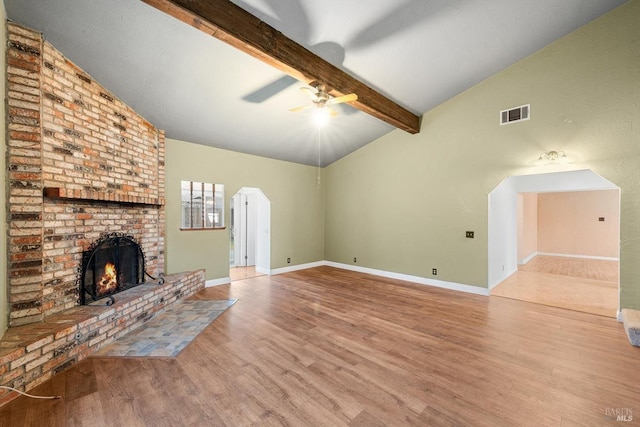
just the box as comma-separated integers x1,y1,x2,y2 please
78,233,163,305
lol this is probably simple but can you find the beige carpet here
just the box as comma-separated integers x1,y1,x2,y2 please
518,255,618,282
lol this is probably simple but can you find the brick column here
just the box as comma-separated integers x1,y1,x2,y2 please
157,130,166,274
6,25,45,326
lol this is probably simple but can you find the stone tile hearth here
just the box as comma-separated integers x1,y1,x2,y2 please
93,299,237,357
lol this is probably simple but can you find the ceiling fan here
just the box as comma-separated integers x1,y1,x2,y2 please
242,0,434,104
289,84,357,117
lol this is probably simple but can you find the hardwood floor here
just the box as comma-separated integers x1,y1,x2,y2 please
492,256,619,317
1,266,637,426
230,266,265,281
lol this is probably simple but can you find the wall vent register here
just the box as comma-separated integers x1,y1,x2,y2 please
500,104,530,125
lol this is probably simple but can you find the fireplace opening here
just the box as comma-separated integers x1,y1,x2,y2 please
78,233,163,305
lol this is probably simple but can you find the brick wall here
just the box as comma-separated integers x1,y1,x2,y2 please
41,38,164,204
6,22,166,326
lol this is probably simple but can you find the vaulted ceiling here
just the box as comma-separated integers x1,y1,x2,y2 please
4,0,627,166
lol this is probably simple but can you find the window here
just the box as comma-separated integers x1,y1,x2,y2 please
181,181,225,229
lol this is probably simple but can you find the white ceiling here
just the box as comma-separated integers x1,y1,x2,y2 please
4,0,627,166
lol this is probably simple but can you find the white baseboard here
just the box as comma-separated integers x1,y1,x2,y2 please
205,277,231,287
270,261,325,276
518,252,538,265
324,261,489,296
219,260,490,297
617,310,624,322
538,252,619,261
489,267,518,291
255,266,270,275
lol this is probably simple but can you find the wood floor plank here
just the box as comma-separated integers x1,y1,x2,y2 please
492,255,618,317
0,266,637,426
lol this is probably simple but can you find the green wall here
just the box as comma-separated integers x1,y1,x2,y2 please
324,1,640,309
1,10,8,335
165,138,324,280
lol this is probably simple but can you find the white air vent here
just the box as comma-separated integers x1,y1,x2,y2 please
500,104,530,125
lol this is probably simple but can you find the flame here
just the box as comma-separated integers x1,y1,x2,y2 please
98,262,118,295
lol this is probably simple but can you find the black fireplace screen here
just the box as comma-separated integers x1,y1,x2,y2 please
78,233,146,305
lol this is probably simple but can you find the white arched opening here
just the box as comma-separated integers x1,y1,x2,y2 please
488,169,620,312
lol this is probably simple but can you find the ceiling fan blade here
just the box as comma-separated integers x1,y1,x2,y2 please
242,75,296,103
327,93,358,105
300,86,318,100
264,0,311,45
347,0,443,50
335,102,359,116
289,104,314,113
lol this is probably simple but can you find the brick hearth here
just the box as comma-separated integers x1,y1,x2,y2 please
0,270,204,406
2,22,201,404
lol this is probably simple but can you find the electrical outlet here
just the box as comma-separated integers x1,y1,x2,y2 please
287,257,291,264
353,257,357,263
432,268,437,275
466,231,474,238
599,217,605,222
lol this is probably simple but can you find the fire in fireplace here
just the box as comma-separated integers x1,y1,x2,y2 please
78,233,163,305
99,262,118,295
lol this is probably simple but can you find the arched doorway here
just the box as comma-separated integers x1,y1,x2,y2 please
229,187,271,281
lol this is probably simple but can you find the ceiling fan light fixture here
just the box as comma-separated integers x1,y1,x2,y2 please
314,106,331,128
290,84,357,127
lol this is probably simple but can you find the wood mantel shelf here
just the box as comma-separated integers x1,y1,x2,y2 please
43,187,165,206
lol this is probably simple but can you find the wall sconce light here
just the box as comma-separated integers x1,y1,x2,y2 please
535,150,570,165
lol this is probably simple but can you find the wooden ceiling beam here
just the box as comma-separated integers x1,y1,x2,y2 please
141,0,421,134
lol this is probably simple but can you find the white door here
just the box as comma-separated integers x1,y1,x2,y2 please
233,193,257,267
230,187,271,274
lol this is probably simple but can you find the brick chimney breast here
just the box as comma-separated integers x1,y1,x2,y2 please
6,22,165,327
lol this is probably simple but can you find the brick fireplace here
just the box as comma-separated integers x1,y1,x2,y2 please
1,23,205,402
7,21,166,327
